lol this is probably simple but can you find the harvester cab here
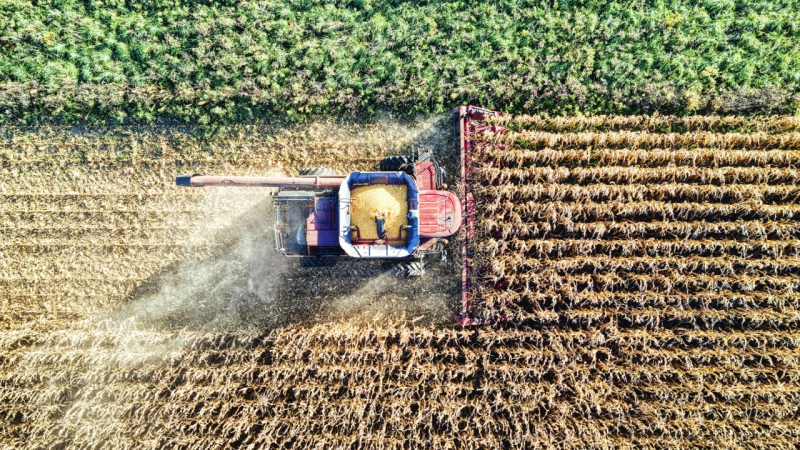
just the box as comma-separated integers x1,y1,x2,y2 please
176,148,459,277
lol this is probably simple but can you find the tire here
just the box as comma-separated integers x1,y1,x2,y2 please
389,261,425,278
299,257,337,268
379,156,414,175
299,167,335,176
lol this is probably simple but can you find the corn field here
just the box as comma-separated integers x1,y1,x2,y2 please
3,114,800,449
457,114,800,447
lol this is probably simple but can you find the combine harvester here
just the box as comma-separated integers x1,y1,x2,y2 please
176,106,502,324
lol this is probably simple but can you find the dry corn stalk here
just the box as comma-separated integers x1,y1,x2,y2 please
4,115,800,449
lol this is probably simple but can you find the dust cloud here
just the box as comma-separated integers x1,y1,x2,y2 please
317,262,458,326
109,187,289,333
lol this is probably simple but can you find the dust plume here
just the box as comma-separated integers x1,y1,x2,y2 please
108,186,289,333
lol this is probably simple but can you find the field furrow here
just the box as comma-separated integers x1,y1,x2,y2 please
489,130,800,150
475,165,800,185
492,115,800,134
476,183,800,204
480,238,800,259
479,219,800,240
482,201,800,222
475,147,800,168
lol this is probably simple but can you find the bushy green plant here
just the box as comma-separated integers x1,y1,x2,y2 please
0,0,798,123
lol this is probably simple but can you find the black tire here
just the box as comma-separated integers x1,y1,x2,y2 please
389,261,425,277
299,257,337,268
299,167,335,176
379,156,414,175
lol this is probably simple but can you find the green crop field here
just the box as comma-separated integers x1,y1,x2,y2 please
1,0,799,124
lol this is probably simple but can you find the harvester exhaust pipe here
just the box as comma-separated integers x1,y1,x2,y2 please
176,174,346,189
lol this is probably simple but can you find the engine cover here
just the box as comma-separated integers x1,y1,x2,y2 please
418,190,462,238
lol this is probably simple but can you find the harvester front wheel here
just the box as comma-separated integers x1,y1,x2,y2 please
379,156,414,175
389,261,425,277
299,167,335,176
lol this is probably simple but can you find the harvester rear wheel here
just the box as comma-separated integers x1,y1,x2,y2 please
389,261,425,277
299,167,335,176
379,156,414,175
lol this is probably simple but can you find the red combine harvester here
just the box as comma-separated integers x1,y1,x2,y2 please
176,106,503,324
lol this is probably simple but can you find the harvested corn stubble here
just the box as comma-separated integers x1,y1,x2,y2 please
351,185,408,241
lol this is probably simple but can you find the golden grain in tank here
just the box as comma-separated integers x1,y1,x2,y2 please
350,184,408,241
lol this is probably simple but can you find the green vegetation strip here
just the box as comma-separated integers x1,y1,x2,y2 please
1,0,799,123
